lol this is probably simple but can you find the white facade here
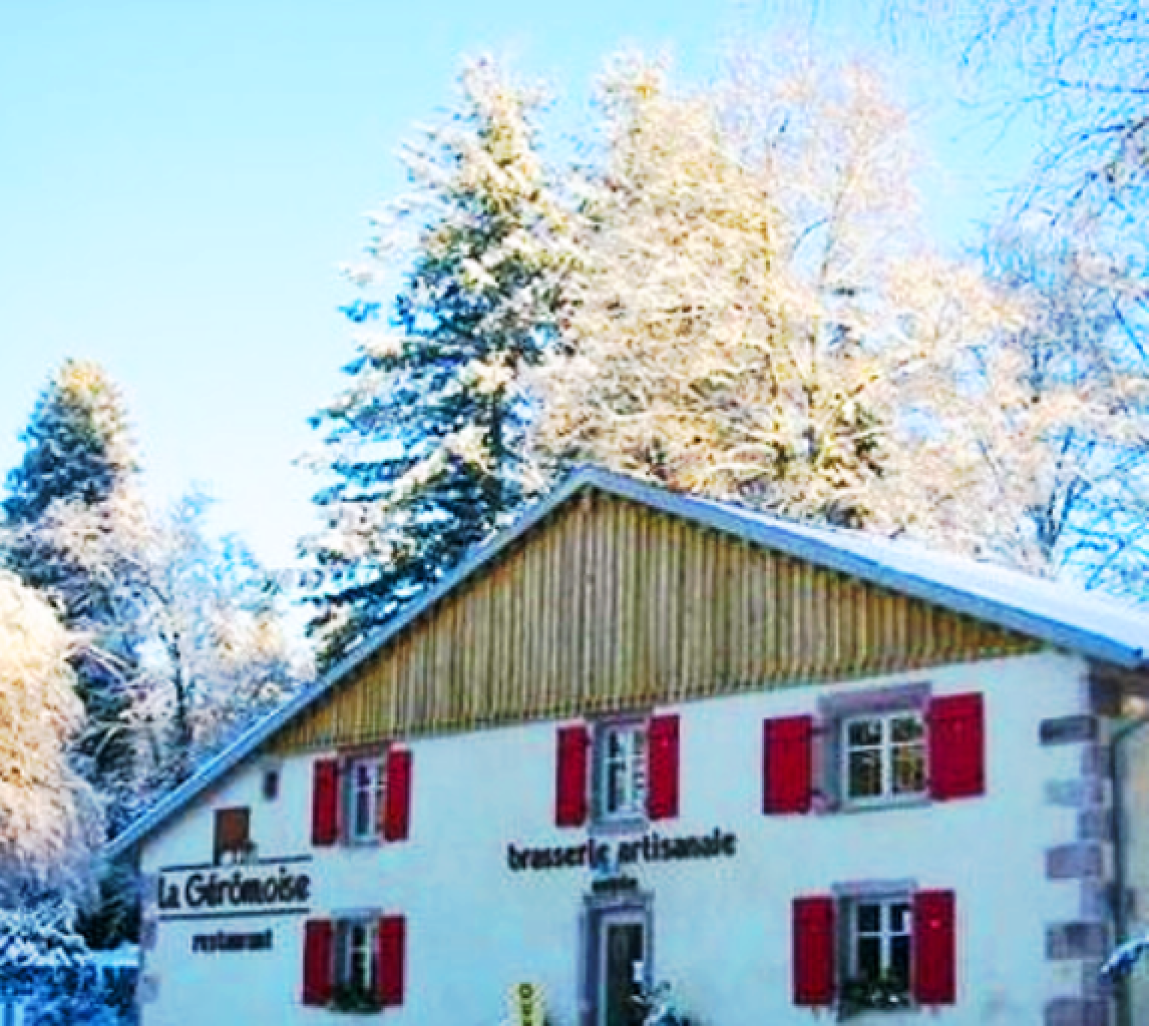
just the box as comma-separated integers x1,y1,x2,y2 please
137,650,1100,1026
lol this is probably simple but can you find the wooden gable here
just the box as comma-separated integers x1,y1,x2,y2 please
269,488,1038,754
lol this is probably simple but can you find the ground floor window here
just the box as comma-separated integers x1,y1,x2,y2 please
842,895,913,1012
792,887,956,1013
302,915,406,1012
337,919,377,1001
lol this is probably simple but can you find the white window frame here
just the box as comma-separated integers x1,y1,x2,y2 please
844,894,914,1009
840,708,926,807
595,720,648,824
336,917,377,996
345,755,386,844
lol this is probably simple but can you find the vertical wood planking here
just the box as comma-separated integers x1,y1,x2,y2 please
267,493,1040,754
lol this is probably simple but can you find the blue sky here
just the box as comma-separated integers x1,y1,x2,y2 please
0,0,1038,570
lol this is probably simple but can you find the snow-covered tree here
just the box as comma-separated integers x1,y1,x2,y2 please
0,572,100,901
875,226,1149,580
2,361,142,829
885,1,1149,592
532,55,1012,529
0,900,124,1025
37,490,310,793
132,494,310,787
303,57,571,665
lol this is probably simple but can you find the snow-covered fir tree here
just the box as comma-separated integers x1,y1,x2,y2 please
303,57,571,665
2,360,142,832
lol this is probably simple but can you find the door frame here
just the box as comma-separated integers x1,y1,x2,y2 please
579,890,653,1026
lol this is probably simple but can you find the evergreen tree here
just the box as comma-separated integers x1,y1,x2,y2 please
304,58,570,665
2,360,142,832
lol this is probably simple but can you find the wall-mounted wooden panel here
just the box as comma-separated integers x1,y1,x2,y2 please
269,490,1039,754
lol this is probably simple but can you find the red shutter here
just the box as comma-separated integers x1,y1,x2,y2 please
792,895,835,1006
311,759,340,846
302,919,333,1006
928,693,985,800
384,748,412,842
763,716,813,814
647,714,680,820
913,890,956,1004
376,915,407,1007
555,725,590,827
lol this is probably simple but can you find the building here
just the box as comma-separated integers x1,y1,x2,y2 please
110,467,1149,1026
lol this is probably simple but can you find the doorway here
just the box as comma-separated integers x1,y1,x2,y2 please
588,902,650,1026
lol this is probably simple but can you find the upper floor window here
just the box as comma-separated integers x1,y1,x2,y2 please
311,748,413,847
762,689,983,816
597,721,648,822
842,710,926,804
348,756,386,843
555,714,679,829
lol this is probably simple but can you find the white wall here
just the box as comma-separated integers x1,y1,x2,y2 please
139,650,1091,1026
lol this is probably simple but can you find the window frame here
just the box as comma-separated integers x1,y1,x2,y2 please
343,752,387,845
815,683,931,812
842,893,914,1012
336,917,378,997
840,708,927,808
593,717,649,827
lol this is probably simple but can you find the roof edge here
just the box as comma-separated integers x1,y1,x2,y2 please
107,467,602,858
108,464,1145,859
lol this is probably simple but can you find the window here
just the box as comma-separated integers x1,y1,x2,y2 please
843,896,913,1012
262,767,280,801
346,756,386,843
338,919,377,997
555,715,679,829
302,915,407,1010
213,807,251,865
791,888,956,1011
762,686,985,817
596,721,647,822
311,748,412,847
842,710,926,804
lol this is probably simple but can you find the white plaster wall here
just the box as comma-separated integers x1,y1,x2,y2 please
139,650,1090,1026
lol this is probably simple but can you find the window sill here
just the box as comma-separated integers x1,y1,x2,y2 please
590,814,648,837
837,1001,917,1021
833,794,930,816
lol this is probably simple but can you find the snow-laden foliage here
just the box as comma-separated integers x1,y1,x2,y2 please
0,900,127,1025
533,56,1016,530
526,51,1149,587
0,574,100,899
2,360,141,830
874,228,1149,579
33,490,311,795
303,56,572,665
887,0,1149,593
4,362,310,812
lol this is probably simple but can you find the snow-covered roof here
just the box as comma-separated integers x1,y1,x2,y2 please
109,466,1149,858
